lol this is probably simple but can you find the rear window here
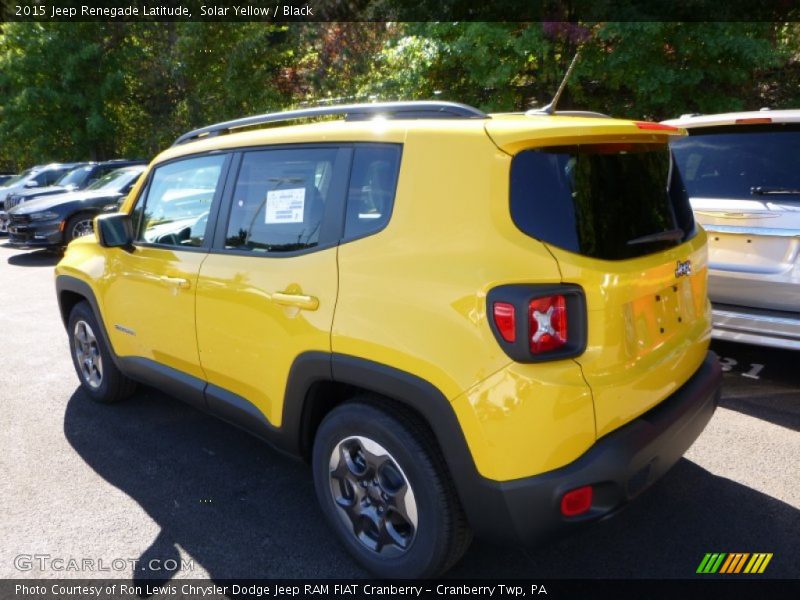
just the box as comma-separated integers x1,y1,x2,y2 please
671,126,800,202
510,144,694,261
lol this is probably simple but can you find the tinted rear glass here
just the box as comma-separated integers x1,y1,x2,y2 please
510,144,694,261
671,126,800,202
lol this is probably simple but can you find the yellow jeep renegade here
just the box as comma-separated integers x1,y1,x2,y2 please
55,101,721,577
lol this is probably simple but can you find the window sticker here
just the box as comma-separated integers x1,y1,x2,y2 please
265,188,305,224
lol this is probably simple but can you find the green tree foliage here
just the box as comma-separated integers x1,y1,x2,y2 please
0,23,130,166
0,22,297,168
0,21,795,171
360,22,785,119
577,22,784,119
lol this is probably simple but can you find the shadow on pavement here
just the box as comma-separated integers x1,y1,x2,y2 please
711,340,800,432
7,248,61,267
63,386,800,583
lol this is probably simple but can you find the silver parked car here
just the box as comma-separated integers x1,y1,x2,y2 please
664,109,800,350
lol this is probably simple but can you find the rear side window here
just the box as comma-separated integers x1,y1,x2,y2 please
671,126,800,202
225,147,348,253
510,144,694,261
344,145,401,240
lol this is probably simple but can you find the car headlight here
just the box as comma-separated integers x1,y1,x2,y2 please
28,211,60,221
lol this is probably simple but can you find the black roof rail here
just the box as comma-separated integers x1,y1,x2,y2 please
524,109,611,119
172,101,489,146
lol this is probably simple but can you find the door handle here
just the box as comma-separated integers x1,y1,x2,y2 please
160,275,191,289
271,292,319,311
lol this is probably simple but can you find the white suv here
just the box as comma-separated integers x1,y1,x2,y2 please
665,109,800,349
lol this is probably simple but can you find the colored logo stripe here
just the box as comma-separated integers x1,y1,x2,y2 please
719,553,749,573
744,553,773,574
697,553,726,573
697,553,773,574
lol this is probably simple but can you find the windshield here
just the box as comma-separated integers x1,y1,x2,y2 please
2,168,34,187
56,166,92,187
510,143,695,260
87,168,143,191
671,126,800,202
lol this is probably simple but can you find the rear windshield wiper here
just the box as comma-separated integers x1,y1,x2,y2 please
626,228,684,246
751,186,800,196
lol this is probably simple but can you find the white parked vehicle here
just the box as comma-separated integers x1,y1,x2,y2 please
0,163,81,233
665,109,800,349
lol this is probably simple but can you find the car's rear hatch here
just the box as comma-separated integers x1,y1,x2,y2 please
670,124,800,313
488,116,710,438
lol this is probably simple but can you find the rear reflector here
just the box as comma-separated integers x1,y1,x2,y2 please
492,302,516,343
635,121,679,132
529,295,567,353
735,117,772,124
561,485,593,517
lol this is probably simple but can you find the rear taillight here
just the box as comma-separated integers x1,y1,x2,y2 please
487,284,586,363
529,295,567,353
734,117,772,124
635,121,679,132
492,302,516,343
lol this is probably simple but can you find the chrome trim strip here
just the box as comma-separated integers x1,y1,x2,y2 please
711,305,800,349
703,224,800,238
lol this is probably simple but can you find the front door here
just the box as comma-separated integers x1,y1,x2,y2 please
101,154,230,386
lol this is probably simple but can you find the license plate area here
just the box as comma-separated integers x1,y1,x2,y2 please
625,281,696,355
707,231,797,274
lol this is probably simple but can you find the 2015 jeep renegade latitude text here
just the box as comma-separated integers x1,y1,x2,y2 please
55,101,722,577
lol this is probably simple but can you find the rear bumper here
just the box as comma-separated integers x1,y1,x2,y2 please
711,303,800,350
463,352,721,545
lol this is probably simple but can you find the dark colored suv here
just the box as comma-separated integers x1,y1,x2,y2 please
3,159,146,212
0,163,86,233
8,166,145,248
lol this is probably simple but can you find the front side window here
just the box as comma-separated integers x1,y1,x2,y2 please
56,166,93,188
40,168,68,186
89,168,143,191
225,147,344,253
133,154,226,247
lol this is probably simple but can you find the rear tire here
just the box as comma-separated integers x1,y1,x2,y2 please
312,399,472,577
67,301,136,403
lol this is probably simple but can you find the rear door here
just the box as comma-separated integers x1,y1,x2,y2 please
671,126,800,312
195,146,351,428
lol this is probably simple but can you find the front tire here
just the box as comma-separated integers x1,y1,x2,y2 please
312,399,472,577
68,301,136,403
65,213,96,243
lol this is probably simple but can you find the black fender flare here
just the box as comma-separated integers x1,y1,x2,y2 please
55,275,124,371
283,351,502,539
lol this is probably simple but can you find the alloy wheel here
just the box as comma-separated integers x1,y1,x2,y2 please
328,435,418,557
71,219,94,239
73,320,103,389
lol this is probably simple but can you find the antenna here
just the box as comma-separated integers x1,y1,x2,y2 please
527,51,581,116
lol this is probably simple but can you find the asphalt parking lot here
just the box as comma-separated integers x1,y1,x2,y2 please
0,242,797,581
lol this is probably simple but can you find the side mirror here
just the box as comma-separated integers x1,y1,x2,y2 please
24,180,39,188
95,213,133,249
